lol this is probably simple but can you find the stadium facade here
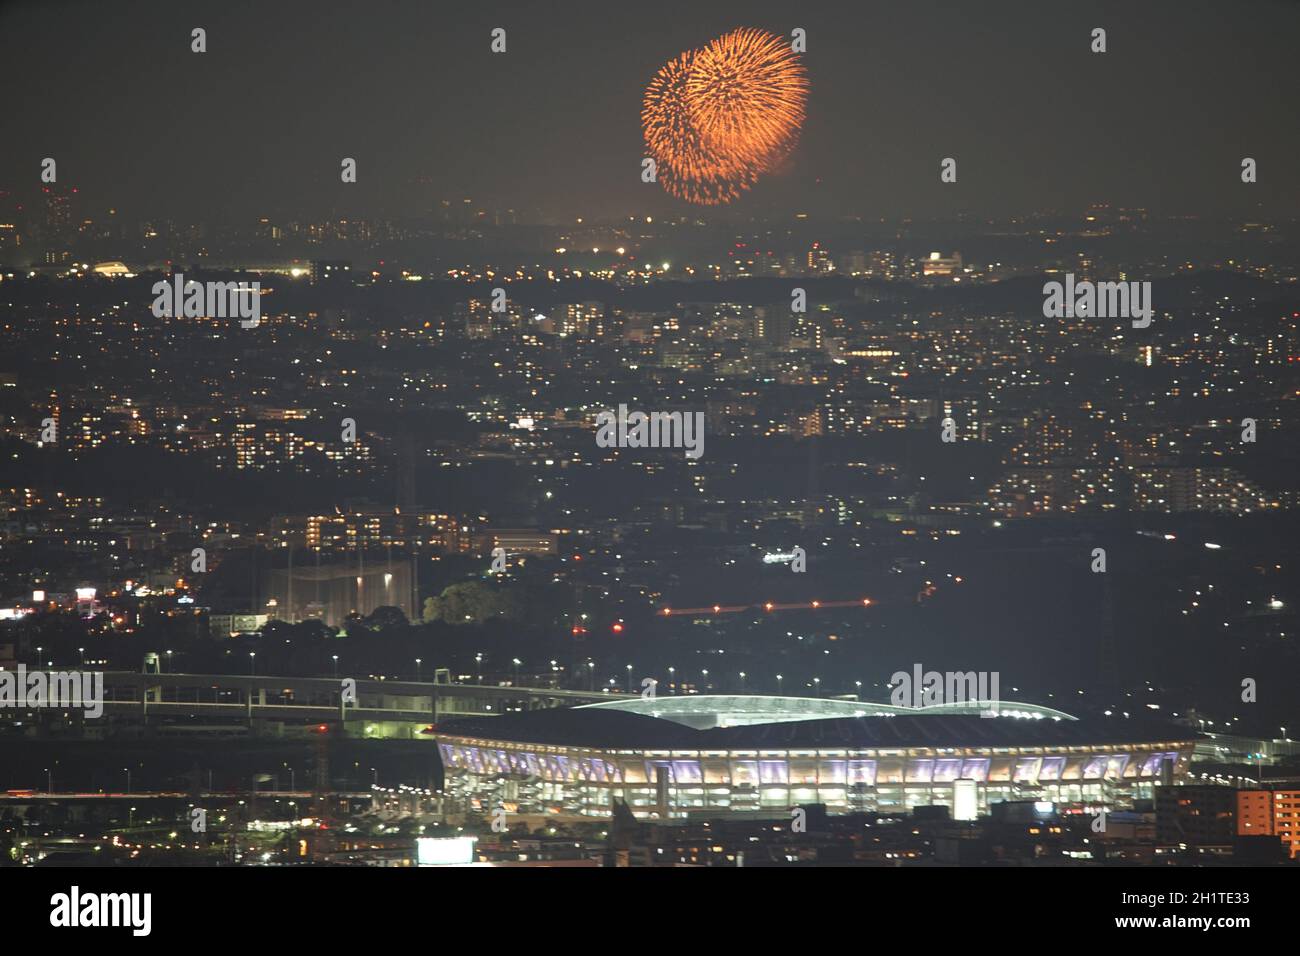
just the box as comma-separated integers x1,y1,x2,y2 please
434,695,1199,820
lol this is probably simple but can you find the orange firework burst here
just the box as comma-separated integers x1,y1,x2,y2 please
642,51,759,205
642,27,807,205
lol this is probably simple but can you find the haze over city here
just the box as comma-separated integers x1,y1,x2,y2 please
0,0,1296,928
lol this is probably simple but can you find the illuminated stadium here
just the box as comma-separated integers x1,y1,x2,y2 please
434,695,1199,820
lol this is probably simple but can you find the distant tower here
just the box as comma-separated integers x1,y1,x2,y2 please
309,723,337,861
1096,569,1119,693
396,433,417,512
802,434,825,528
43,184,73,239
313,724,332,814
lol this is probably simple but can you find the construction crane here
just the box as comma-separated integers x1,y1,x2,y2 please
309,721,337,861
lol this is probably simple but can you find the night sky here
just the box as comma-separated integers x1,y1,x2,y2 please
2,0,1298,221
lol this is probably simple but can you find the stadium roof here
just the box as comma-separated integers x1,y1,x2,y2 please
576,694,1078,728
435,701,1197,751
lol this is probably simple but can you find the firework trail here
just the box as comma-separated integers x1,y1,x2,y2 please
642,27,808,205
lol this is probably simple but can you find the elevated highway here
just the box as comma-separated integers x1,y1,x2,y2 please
39,672,628,738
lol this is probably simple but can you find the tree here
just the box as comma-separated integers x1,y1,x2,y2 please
291,619,335,641
421,581,520,625
0,829,18,866
364,605,410,632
